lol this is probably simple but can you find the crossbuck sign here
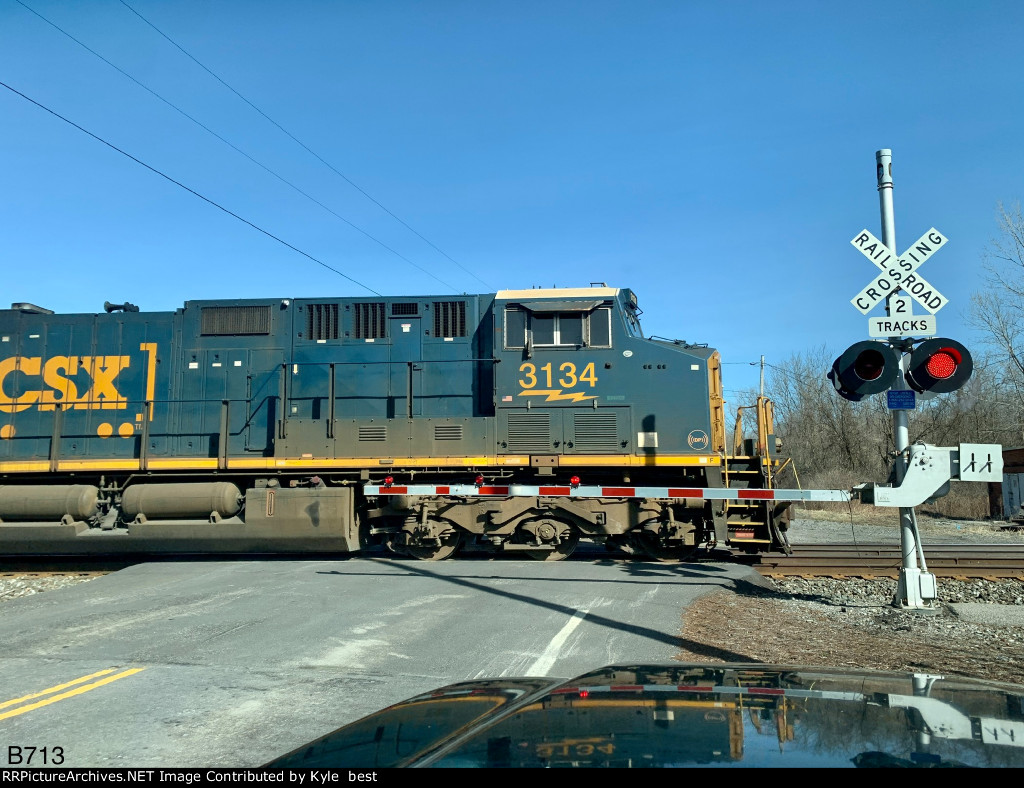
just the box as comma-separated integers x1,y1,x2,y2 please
850,228,950,315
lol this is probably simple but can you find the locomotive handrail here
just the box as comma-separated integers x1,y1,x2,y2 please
283,358,500,366
24,396,251,471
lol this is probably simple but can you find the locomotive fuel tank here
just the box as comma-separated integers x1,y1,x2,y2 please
121,482,243,522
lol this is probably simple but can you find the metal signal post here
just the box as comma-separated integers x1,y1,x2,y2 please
875,150,935,611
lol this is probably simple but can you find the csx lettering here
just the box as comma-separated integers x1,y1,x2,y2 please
0,355,130,413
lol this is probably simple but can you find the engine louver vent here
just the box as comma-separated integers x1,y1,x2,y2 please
353,303,386,339
201,306,271,336
434,425,464,441
507,413,551,452
306,303,339,340
392,302,418,316
573,413,618,451
432,301,467,338
358,426,387,441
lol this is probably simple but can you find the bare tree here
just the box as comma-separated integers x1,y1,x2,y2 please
968,201,1024,430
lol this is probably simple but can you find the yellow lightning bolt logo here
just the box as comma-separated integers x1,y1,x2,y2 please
518,390,598,403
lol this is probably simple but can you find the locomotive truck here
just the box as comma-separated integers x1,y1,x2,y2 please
0,285,791,560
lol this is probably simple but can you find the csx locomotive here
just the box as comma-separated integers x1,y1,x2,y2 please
0,286,789,560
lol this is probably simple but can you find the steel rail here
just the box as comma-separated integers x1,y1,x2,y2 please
756,543,1024,579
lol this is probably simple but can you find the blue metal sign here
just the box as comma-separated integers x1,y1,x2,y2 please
887,389,917,410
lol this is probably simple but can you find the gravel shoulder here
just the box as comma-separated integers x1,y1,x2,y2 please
674,510,1024,686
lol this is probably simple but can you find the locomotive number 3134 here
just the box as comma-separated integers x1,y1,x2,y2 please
518,361,598,389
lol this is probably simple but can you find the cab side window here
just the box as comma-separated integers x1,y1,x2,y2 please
503,306,611,349
504,308,528,348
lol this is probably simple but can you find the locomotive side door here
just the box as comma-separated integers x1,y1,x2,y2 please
245,348,283,455
201,349,250,458
389,311,422,418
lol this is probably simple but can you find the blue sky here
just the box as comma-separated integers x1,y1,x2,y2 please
2,0,1021,401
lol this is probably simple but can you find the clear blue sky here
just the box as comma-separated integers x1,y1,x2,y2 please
2,0,1020,402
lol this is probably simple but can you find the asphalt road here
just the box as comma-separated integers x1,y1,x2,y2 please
0,552,767,768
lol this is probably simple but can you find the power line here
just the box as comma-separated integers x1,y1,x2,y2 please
117,0,493,291
0,79,383,296
13,0,456,292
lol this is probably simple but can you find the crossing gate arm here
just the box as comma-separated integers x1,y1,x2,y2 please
363,483,853,502
364,443,1000,506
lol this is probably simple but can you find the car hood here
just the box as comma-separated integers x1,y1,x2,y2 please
264,663,1024,768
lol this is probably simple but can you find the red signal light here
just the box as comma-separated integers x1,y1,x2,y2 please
383,475,394,487
905,338,972,395
924,348,959,379
475,474,485,486
570,475,581,487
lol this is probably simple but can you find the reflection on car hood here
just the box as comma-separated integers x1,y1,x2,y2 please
265,663,1024,768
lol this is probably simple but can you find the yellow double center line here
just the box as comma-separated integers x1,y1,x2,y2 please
0,667,145,721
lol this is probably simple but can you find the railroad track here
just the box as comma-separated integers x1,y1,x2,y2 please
3,544,1024,581
757,542,1024,579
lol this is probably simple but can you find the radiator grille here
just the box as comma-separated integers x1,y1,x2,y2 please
573,412,619,451
306,303,339,340
358,426,387,441
353,302,387,339
432,301,467,338
392,302,418,316
201,306,271,335
434,424,464,441
506,413,551,452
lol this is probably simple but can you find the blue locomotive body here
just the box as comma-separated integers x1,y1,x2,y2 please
0,286,785,560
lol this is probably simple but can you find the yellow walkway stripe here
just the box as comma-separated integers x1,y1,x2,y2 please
0,668,144,721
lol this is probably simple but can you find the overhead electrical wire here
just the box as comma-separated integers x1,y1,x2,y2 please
117,0,494,291
0,79,382,297
13,0,458,293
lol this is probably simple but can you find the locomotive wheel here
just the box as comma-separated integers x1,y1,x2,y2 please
404,530,463,561
512,518,580,561
524,530,580,561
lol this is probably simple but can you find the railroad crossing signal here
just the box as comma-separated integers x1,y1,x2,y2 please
850,228,950,316
829,338,973,402
836,221,971,402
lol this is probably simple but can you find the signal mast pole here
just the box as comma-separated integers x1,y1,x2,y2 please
876,149,936,611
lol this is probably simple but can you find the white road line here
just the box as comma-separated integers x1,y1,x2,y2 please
526,609,590,676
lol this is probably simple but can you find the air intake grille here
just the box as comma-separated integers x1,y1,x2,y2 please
392,302,418,316
201,306,271,336
507,413,551,452
358,426,387,441
353,303,386,339
573,413,618,451
432,301,467,338
434,424,464,441
306,303,339,340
